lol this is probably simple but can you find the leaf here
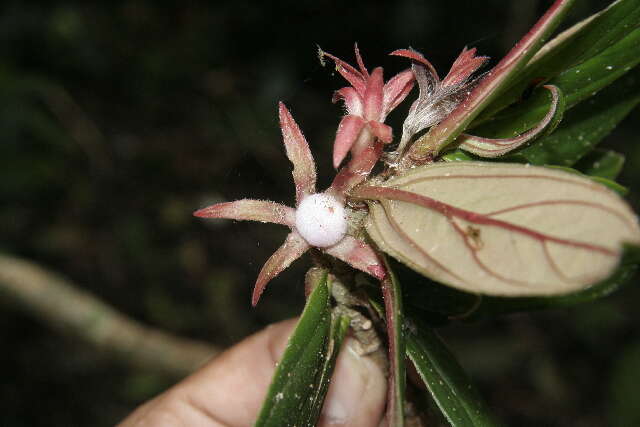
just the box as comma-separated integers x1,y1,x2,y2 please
512,68,640,166
458,85,565,158
255,271,335,427
478,0,640,121
469,28,640,140
302,313,350,424
444,68,640,168
405,315,499,426
477,244,640,315
353,162,640,297
404,0,576,161
380,256,406,427
542,165,628,195
575,149,625,179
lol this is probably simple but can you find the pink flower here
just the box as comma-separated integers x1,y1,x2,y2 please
320,45,415,168
194,103,385,306
391,47,488,156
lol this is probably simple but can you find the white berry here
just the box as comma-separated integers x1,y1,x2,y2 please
295,193,347,248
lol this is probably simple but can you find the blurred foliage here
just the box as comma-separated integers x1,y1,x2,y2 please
1,0,639,425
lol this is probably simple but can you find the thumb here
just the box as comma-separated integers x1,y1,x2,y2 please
119,318,387,426
319,337,387,427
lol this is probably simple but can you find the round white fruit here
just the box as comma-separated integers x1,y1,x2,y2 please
295,193,347,248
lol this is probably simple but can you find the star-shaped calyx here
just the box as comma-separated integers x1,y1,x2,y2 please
194,102,385,306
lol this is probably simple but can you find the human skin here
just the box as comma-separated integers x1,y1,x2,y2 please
119,319,387,427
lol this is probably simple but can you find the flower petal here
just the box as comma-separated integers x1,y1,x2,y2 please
332,87,364,117
354,43,369,78
382,69,415,116
390,49,439,79
320,49,367,96
252,231,310,306
442,47,489,87
323,235,386,279
278,102,317,204
368,120,393,144
333,115,366,168
194,199,295,227
363,67,384,121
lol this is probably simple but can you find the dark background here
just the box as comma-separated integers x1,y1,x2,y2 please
1,1,639,425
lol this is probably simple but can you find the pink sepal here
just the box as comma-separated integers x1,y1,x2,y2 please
324,235,386,279
194,199,295,227
278,102,317,204
252,231,310,306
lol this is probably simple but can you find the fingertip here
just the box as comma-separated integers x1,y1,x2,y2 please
319,338,387,427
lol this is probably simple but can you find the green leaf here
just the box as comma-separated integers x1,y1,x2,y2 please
445,68,640,167
513,68,640,166
405,315,499,426
442,151,476,162
380,256,406,427
574,149,625,179
468,29,640,141
255,271,337,427
302,313,350,424
478,0,640,121
407,0,576,159
476,244,640,315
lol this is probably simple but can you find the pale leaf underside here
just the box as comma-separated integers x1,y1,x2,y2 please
357,162,640,296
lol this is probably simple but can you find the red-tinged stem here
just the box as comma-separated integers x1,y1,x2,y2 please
403,0,575,166
252,232,310,306
380,262,405,427
327,139,383,199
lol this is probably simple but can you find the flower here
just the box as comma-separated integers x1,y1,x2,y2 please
391,47,488,157
194,102,385,306
320,44,415,168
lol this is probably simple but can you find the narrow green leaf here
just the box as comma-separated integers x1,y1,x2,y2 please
406,0,575,160
445,68,640,167
469,29,640,140
478,244,640,315
405,316,499,426
255,271,333,427
380,256,406,427
478,0,640,121
302,313,350,425
574,149,625,179
512,68,640,166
